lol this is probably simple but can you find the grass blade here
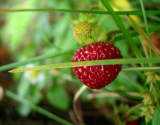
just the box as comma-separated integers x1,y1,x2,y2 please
9,58,160,73
100,0,144,58
122,67,160,71
140,0,149,35
0,9,160,15
73,85,87,125
140,0,152,59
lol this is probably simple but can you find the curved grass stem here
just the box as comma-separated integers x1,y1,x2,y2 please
122,103,143,118
73,85,87,125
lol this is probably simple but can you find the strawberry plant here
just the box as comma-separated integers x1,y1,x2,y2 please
0,0,160,125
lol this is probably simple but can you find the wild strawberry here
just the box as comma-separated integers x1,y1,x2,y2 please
144,34,159,51
71,13,97,45
72,42,123,89
126,120,139,125
74,22,92,45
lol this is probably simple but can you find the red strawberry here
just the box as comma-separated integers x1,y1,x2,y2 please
126,120,139,125
145,34,159,51
72,42,123,89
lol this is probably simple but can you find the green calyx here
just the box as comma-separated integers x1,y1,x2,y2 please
70,13,98,25
78,29,110,45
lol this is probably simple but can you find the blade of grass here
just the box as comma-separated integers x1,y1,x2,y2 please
140,0,152,61
100,0,144,58
139,36,149,58
0,9,160,15
122,67,160,71
0,48,77,72
9,58,160,73
125,15,160,57
5,90,74,125
122,103,143,118
140,0,149,36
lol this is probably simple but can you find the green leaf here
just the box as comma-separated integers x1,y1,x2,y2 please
47,85,69,111
152,106,160,125
79,13,87,23
88,17,98,24
96,29,108,42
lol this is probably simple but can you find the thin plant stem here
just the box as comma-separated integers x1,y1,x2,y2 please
140,0,149,36
140,36,149,58
139,36,151,66
140,0,153,62
122,67,160,71
5,90,74,125
0,9,160,15
122,103,143,118
73,85,87,125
